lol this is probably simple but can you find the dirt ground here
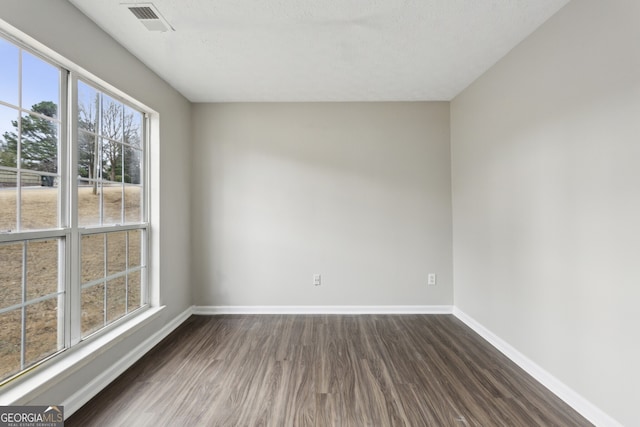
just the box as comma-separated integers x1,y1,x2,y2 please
0,185,144,382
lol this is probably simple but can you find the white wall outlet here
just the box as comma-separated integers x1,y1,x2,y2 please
428,273,437,286
313,274,321,286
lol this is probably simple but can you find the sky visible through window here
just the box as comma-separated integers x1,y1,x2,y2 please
0,37,59,140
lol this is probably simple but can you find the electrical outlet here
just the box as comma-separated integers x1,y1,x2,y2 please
313,274,321,286
428,273,437,286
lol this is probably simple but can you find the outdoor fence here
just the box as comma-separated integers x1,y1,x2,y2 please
0,170,54,187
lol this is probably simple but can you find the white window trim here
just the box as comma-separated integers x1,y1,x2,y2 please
0,18,160,392
69,73,150,343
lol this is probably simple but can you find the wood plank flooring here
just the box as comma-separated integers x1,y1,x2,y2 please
66,315,592,426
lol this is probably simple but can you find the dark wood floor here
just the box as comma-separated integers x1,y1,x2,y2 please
66,315,591,426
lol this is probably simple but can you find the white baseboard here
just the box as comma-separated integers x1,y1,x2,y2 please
63,306,194,418
59,305,618,426
193,305,453,315
452,307,622,427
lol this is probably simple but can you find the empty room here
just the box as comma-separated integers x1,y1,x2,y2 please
0,0,637,426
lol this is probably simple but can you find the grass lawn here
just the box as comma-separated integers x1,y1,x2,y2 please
0,185,143,382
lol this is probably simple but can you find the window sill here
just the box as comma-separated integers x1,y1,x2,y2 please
0,305,165,405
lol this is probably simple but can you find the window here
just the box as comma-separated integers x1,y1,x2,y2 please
75,80,147,338
0,33,149,384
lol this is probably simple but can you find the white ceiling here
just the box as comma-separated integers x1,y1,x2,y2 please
68,0,569,102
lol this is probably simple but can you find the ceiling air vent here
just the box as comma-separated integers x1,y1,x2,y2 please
129,6,159,20
124,2,174,32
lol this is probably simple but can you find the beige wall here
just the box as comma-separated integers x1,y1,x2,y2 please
0,0,192,407
451,0,640,425
192,102,453,306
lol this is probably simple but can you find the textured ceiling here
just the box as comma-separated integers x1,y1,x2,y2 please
68,0,569,102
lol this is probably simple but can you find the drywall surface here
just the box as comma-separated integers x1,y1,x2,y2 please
192,102,452,306
0,0,192,407
451,0,640,425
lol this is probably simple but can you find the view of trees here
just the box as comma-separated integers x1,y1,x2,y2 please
0,101,58,173
0,93,142,190
77,91,142,194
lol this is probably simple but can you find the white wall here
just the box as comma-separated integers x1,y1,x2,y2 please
0,0,192,407
192,102,452,307
451,1,640,425
5,0,634,423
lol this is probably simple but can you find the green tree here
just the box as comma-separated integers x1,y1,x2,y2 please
1,101,58,173
0,141,17,167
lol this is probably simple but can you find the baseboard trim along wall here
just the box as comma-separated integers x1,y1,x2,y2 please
59,304,619,426
63,306,194,418
452,307,622,427
193,305,453,315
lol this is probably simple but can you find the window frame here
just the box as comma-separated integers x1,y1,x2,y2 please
0,29,153,386
69,76,150,344
0,34,69,382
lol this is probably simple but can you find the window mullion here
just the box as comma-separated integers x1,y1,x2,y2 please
143,114,149,224
103,233,107,328
142,114,150,306
125,231,129,315
59,70,69,229
0,229,66,243
20,242,27,370
16,49,22,232
97,94,103,226
58,69,70,351
68,72,82,346
120,106,125,224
